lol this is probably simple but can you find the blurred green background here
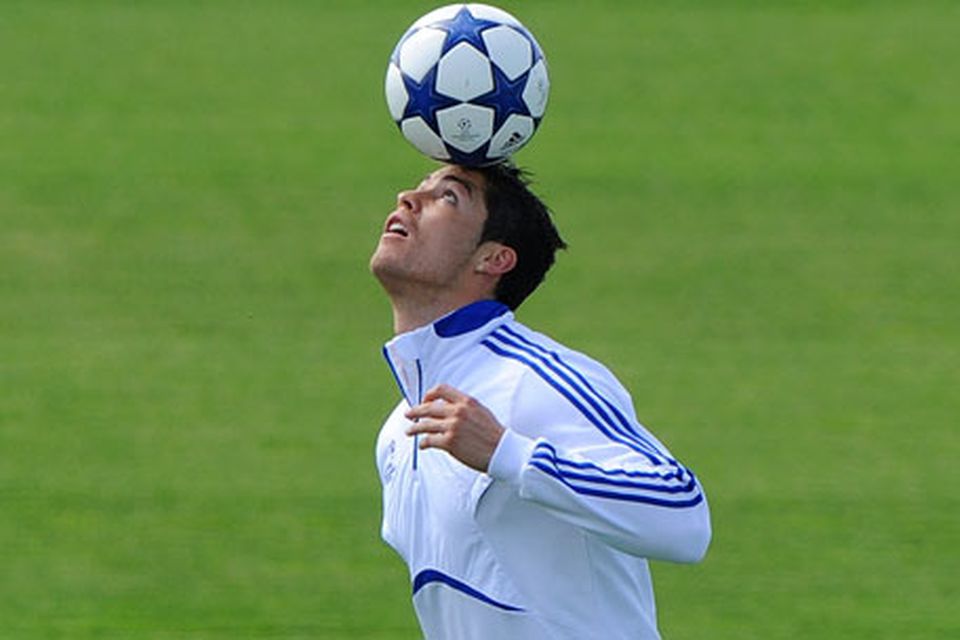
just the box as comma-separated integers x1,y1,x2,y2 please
1,1,957,637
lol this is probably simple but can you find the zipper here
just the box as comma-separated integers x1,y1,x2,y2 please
412,358,423,471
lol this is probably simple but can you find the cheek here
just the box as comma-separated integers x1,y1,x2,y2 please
446,228,484,264
425,237,473,272
427,220,480,254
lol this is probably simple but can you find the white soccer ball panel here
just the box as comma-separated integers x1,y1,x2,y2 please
482,26,532,80
412,4,464,29
487,114,535,159
437,104,495,153
398,27,447,83
436,43,493,101
467,3,521,27
384,64,408,121
522,59,549,118
401,117,452,160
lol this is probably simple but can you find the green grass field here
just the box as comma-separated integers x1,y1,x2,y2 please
2,1,957,637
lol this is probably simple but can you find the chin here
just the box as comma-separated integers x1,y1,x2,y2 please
370,255,408,287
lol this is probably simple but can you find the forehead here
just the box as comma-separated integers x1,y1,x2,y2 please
422,165,486,196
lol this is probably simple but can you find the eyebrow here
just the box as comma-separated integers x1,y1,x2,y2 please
438,174,477,199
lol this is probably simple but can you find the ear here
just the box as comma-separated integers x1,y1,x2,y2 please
474,242,517,276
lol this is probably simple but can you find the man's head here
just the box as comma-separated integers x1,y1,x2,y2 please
370,163,564,327
472,163,566,309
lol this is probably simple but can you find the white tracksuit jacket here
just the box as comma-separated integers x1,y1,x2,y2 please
375,300,711,639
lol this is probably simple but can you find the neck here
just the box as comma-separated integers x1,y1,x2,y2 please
373,265,499,335
388,290,491,335
390,298,483,336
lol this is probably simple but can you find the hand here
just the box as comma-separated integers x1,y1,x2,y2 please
404,384,505,473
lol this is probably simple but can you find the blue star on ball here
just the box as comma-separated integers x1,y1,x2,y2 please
434,6,501,56
400,64,459,131
475,62,535,132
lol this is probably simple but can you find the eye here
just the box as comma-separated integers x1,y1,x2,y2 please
441,189,459,205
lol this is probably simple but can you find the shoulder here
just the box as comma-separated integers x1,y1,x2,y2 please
485,321,640,436
485,320,631,404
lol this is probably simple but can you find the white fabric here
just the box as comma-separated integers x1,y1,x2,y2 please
375,301,711,639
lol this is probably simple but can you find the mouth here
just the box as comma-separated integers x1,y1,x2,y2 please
384,215,409,238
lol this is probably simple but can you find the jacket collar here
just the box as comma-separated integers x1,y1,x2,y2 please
433,299,511,337
382,300,512,404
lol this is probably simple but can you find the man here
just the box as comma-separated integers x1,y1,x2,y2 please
370,162,711,639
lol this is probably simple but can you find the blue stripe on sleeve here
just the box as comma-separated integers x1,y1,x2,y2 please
531,443,699,495
532,441,690,483
529,459,704,508
483,335,664,463
482,331,703,506
496,326,670,460
481,339,660,462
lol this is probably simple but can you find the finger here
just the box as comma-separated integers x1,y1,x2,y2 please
405,419,447,437
418,433,444,450
422,383,470,404
405,398,449,420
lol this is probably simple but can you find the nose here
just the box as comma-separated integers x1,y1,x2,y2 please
396,188,422,214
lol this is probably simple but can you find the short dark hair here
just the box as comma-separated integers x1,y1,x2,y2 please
474,162,567,310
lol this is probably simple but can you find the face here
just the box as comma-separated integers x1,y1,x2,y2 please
370,165,489,297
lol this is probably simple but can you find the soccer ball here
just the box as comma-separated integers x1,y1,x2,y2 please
384,3,549,167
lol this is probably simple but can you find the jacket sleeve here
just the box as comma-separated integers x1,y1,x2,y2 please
486,371,711,564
